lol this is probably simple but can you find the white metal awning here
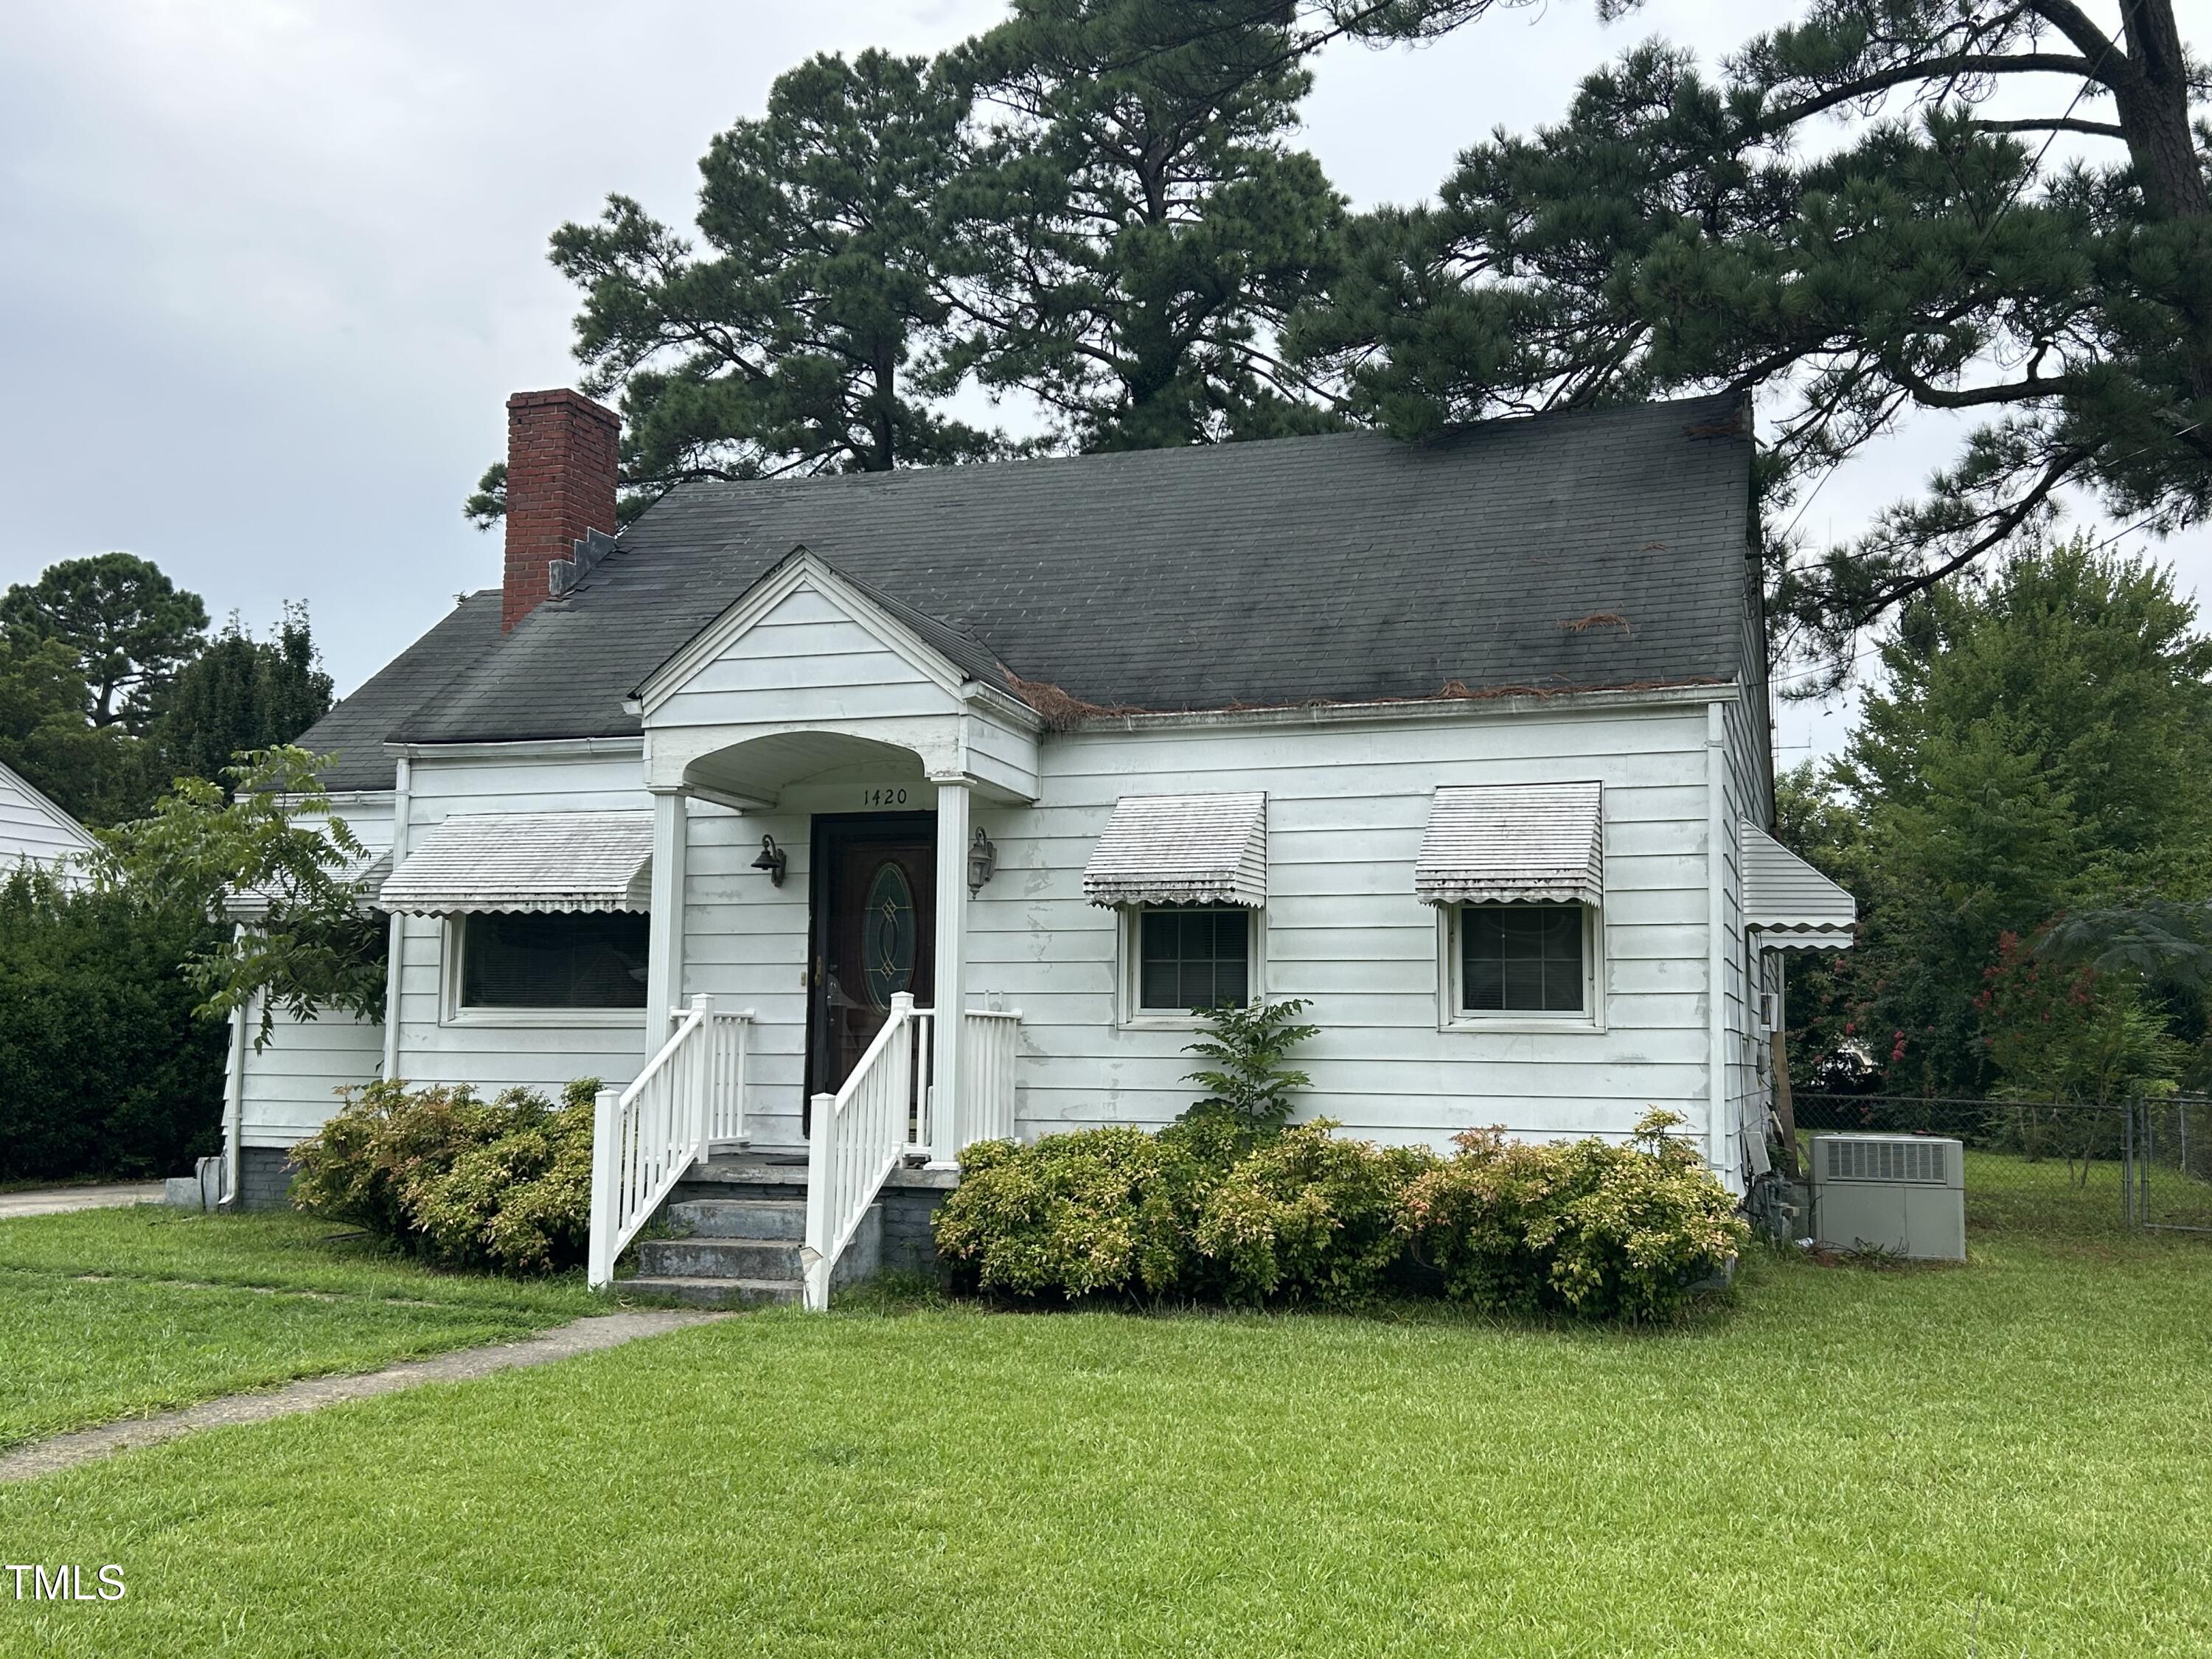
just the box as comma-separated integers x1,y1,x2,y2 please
1742,821,1856,950
223,846,393,922
1082,792,1267,908
378,811,654,915
1416,782,1604,906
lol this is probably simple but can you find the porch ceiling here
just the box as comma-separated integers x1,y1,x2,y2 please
685,730,922,805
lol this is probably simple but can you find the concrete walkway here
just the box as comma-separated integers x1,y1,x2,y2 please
0,1182,164,1220
0,1308,723,1484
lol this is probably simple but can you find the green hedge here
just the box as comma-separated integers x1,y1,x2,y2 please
0,866,228,1181
289,1078,597,1275
935,1111,1747,1322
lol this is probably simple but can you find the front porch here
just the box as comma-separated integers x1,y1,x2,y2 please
585,990,1019,1306
577,551,1049,1302
608,1149,960,1308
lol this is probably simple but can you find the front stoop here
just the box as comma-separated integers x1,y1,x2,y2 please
623,1194,882,1309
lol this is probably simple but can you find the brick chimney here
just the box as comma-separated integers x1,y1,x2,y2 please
502,389,619,633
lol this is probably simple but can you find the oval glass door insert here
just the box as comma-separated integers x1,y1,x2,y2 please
860,860,917,1009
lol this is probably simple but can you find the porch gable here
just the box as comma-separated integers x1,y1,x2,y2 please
633,546,1041,805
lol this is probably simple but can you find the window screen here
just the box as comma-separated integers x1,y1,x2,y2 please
1461,905,1584,1013
1138,905,1249,1012
459,912,650,1009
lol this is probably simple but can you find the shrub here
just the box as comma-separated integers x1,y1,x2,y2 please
1194,1122,1438,1305
933,1126,1218,1299
290,1077,599,1274
937,998,1325,1301
0,865,228,1181
408,1098,595,1275
289,1079,512,1239
1402,1111,1748,1321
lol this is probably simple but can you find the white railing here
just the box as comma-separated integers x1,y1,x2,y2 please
693,1006,754,1148
588,993,749,1290
802,992,925,1311
964,1009,1021,1146
906,1009,936,1154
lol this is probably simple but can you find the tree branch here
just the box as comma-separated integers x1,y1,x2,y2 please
1968,115,2128,137
1888,365,2086,408
2026,0,2124,70
1854,442,2091,622
1747,52,2104,138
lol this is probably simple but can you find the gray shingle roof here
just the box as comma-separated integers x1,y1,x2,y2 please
299,590,503,790
319,394,1754,778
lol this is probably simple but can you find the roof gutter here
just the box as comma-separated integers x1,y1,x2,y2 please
1074,681,1738,734
382,736,646,763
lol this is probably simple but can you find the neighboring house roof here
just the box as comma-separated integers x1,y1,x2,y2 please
0,757,97,870
302,394,1756,785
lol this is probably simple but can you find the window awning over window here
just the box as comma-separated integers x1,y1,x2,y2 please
1416,782,1603,906
1083,792,1267,908
378,811,654,916
1742,821,1855,950
223,846,393,922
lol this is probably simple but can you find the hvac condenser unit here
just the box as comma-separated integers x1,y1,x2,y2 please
1810,1134,1966,1262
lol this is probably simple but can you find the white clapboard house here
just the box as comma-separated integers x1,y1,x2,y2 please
0,758,95,880
226,386,1855,1302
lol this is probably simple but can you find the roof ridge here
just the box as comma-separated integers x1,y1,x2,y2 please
644,392,1743,511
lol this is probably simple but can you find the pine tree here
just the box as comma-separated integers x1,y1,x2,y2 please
0,552,208,728
0,633,151,826
470,49,996,525
156,604,335,792
1276,0,2210,672
938,0,1347,448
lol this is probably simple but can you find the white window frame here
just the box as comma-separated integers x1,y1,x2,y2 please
439,912,653,1029
1437,901,1606,1034
1116,902,1267,1031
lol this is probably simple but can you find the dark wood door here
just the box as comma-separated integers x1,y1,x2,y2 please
807,814,936,1108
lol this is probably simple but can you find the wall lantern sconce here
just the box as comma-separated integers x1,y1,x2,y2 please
750,834,787,888
967,826,998,894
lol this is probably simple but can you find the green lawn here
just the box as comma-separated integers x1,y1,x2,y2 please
0,1207,604,1447
4,1231,2211,1655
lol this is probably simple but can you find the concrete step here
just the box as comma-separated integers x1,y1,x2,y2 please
638,1236,804,1281
622,1274,800,1309
666,1197,806,1242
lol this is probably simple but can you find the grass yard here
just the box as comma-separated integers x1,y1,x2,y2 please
0,1206,602,1447
4,1228,2211,1655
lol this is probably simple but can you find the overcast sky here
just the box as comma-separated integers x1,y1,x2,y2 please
4,0,2200,765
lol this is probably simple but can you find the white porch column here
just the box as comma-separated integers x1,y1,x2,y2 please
645,787,688,1042
931,779,971,1164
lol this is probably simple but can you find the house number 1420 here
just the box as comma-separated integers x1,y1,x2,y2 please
859,787,911,807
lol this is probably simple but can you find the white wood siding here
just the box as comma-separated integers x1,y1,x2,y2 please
237,695,1763,1168
386,754,655,1099
237,801,393,1147
0,761,94,874
654,587,957,735
680,703,1731,1153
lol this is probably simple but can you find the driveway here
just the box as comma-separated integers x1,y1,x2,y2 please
0,1182,165,1219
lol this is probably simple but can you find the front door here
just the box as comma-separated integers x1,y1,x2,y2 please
807,813,936,1112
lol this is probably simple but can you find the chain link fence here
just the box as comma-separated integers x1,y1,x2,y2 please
1784,1093,2212,1239
2131,1096,2212,1232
